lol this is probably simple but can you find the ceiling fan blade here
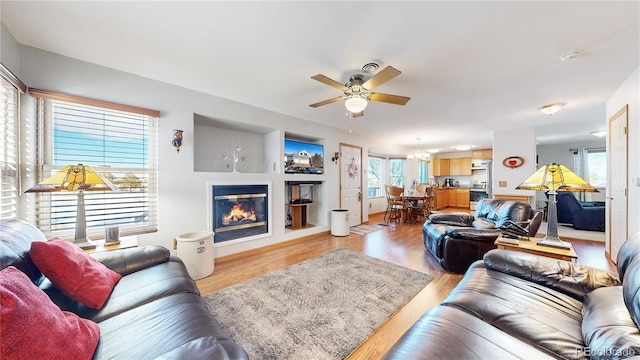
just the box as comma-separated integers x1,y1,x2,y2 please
309,96,344,108
311,74,348,91
369,92,411,106
362,66,401,90
352,111,364,118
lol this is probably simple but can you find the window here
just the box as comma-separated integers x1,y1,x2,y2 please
586,150,606,188
418,161,428,184
31,89,159,238
367,156,383,198
389,159,404,187
0,64,26,219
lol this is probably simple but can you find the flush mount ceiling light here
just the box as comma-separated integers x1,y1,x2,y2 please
344,96,368,113
591,130,607,137
427,148,440,153
539,103,565,115
455,145,471,151
559,51,581,62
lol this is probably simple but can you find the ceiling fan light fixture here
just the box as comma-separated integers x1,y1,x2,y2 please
345,96,368,113
539,102,565,115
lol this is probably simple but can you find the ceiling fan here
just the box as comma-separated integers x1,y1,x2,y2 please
309,66,411,117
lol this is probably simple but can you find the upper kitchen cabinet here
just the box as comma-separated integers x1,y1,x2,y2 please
472,149,493,160
433,158,450,176
449,158,472,176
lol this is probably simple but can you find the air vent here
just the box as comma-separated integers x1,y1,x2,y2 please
361,62,380,73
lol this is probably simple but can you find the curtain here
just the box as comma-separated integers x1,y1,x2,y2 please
574,148,591,201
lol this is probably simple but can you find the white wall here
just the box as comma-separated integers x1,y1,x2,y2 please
606,66,640,245
493,127,537,204
4,40,409,258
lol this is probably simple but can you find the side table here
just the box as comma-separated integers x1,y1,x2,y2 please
494,236,578,262
84,235,138,254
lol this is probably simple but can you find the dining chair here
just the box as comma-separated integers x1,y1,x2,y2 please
409,184,429,222
385,185,406,223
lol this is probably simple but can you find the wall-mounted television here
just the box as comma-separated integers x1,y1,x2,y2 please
284,139,324,174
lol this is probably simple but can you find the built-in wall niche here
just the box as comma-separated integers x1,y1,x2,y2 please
194,114,280,174
285,181,322,230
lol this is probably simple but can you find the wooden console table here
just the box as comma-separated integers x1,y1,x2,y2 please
85,235,138,254
495,236,578,262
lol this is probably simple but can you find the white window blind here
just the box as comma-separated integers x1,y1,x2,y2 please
0,63,26,220
0,77,19,219
32,90,159,239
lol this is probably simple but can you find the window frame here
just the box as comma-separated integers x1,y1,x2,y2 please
30,89,159,239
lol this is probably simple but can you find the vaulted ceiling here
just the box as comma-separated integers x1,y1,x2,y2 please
2,1,638,153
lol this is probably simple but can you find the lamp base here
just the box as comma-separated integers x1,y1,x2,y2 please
536,236,571,250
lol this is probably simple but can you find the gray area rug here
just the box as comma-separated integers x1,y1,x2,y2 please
203,248,433,360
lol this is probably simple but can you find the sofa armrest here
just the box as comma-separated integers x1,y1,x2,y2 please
89,245,170,276
428,212,474,227
483,249,620,300
445,228,501,242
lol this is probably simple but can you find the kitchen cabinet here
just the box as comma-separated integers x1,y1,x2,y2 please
456,189,470,208
448,189,457,206
436,189,448,210
472,149,493,160
448,157,472,176
435,188,470,209
433,158,450,176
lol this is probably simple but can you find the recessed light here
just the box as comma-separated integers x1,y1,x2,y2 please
455,145,471,151
559,51,580,62
590,130,607,137
539,103,565,115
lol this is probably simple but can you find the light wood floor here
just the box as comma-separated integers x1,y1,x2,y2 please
195,210,616,359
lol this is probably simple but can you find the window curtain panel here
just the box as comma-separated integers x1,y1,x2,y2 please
574,148,591,201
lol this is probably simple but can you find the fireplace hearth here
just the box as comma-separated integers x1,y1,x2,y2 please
210,183,269,244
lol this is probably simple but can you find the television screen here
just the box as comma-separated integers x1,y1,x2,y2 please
284,139,324,174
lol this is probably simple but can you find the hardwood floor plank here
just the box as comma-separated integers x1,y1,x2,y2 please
195,211,615,359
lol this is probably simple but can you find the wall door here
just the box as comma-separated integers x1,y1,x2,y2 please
608,105,628,262
340,144,362,227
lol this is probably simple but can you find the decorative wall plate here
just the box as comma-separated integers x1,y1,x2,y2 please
502,156,525,169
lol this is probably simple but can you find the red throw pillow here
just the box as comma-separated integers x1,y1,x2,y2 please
1,266,100,359
30,238,122,309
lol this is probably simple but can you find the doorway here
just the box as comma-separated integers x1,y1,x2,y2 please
340,144,362,227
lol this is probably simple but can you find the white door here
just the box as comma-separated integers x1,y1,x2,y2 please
340,144,362,227
608,105,628,262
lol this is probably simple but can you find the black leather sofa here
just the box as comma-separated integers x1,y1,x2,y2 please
0,219,248,359
423,199,542,273
383,231,640,359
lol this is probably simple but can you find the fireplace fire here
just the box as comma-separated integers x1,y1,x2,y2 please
211,184,269,243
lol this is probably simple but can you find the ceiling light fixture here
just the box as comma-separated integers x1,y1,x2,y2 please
559,51,581,62
590,130,607,137
427,149,440,153
407,138,430,162
345,96,368,113
539,103,565,115
455,145,471,151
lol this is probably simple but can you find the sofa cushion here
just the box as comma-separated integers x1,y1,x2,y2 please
1,266,100,360
428,212,474,227
381,305,556,360
484,249,620,301
618,231,640,329
0,219,47,284
44,256,200,322
30,239,121,309
582,286,640,359
94,293,243,359
442,261,585,359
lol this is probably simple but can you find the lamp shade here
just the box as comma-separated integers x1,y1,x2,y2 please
345,96,368,113
25,164,119,250
515,163,598,192
26,164,118,193
515,163,597,250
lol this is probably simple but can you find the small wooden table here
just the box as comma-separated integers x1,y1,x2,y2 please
84,235,138,254
494,236,578,262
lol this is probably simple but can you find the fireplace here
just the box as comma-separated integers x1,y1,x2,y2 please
210,183,270,244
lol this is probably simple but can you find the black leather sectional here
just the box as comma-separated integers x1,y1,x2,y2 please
0,219,248,359
383,231,640,359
